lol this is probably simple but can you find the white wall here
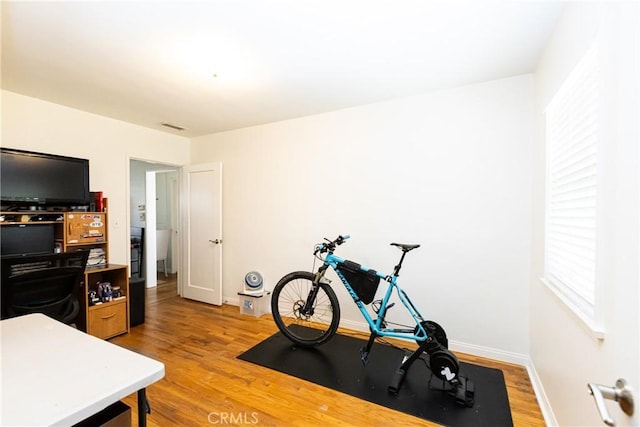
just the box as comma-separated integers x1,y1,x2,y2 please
1,90,190,265
531,3,639,426
192,75,534,357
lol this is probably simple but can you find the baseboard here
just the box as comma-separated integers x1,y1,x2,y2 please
451,341,557,425
448,339,530,367
340,318,530,365
525,360,557,427
338,317,372,334
224,296,240,306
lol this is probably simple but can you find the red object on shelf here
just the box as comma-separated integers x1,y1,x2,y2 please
95,191,104,212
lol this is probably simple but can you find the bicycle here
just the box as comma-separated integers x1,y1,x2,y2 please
271,234,474,406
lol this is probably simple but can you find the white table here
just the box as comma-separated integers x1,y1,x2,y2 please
1,313,165,426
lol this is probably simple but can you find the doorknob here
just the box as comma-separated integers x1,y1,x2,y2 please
209,239,222,244
588,378,634,426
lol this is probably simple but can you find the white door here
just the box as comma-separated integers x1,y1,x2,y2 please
182,162,222,305
583,6,638,426
532,5,639,426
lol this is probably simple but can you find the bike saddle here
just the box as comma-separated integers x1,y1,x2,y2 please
391,243,421,252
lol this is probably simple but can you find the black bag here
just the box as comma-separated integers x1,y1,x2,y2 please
336,260,380,304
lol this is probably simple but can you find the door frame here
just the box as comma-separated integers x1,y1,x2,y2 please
144,169,179,288
126,157,182,293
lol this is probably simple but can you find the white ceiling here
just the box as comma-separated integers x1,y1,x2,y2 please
1,1,564,138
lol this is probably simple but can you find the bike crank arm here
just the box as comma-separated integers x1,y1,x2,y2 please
359,332,378,366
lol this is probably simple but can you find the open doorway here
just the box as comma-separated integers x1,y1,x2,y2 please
129,160,179,293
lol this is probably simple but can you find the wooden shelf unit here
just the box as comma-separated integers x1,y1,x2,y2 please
83,264,130,339
1,209,109,264
0,198,130,340
59,211,109,264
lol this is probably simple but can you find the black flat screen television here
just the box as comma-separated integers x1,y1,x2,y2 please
0,148,90,207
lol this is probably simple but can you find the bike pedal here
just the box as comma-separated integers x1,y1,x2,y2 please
359,346,369,366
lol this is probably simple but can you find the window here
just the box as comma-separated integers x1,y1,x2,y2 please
544,43,603,335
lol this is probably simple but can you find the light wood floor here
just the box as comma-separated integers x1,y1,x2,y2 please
112,280,545,426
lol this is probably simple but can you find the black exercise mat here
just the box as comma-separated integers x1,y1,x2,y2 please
238,328,513,427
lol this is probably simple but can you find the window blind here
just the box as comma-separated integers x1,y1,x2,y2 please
545,45,600,308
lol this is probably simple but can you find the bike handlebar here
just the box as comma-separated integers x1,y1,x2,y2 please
314,234,350,255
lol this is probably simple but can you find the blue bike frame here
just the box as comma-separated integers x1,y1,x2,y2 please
321,252,429,342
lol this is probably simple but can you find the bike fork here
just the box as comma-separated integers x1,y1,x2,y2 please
301,268,328,316
301,284,320,316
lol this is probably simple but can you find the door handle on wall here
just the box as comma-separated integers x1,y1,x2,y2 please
588,379,634,426
209,239,222,244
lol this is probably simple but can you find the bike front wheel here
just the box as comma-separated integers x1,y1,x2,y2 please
271,271,340,347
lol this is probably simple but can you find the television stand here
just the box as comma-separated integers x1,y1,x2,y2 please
1,198,130,340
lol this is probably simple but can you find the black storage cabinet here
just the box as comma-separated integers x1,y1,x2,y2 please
129,277,145,326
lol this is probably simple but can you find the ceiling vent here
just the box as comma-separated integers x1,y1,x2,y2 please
160,122,187,131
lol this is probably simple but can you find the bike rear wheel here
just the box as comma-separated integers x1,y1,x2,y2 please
271,271,340,347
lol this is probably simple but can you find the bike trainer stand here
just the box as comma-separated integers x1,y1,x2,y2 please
361,333,475,407
427,374,475,408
